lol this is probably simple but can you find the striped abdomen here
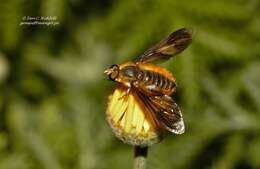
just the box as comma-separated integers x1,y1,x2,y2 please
137,69,176,95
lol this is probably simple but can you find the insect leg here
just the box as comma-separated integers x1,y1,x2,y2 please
118,87,131,101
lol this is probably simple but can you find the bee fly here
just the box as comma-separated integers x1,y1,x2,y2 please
104,28,193,146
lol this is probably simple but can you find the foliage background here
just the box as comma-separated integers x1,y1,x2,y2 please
0,0,260,169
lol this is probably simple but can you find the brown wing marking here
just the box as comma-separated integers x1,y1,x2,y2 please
135,28,193,64
136,92,185,134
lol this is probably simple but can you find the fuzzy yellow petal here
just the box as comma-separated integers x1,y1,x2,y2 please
112,98,128,123
124,94,134,133
143,120,150,133
135,103,145,134
108,89,128,124
106,87,162,146
108,89,123,115
132,99,138,129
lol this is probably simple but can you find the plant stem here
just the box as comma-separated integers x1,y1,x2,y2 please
133,146,148,169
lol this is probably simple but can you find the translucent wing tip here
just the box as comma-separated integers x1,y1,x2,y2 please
184,27,196,38
170,27,195,40
165,118,185,134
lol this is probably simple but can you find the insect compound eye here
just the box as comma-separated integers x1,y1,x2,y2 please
109,71,118,81
108,64,119,81
109,64,118,69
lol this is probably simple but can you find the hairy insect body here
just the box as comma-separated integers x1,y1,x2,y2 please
104,28,192,145
118,63,176,96
136,69,176,96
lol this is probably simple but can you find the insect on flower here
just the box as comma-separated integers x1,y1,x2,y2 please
104,28,193,146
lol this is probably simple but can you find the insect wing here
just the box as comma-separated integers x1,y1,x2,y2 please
135,28,193,63
138,93,185,134
151,95,184,134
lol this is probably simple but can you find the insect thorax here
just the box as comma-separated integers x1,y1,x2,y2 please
119,65,140,81
119,64,176,95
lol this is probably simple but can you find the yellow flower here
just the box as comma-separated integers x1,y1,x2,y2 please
106,86,163,146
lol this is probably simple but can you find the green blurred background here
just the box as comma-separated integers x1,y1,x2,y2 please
0,0,260,169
